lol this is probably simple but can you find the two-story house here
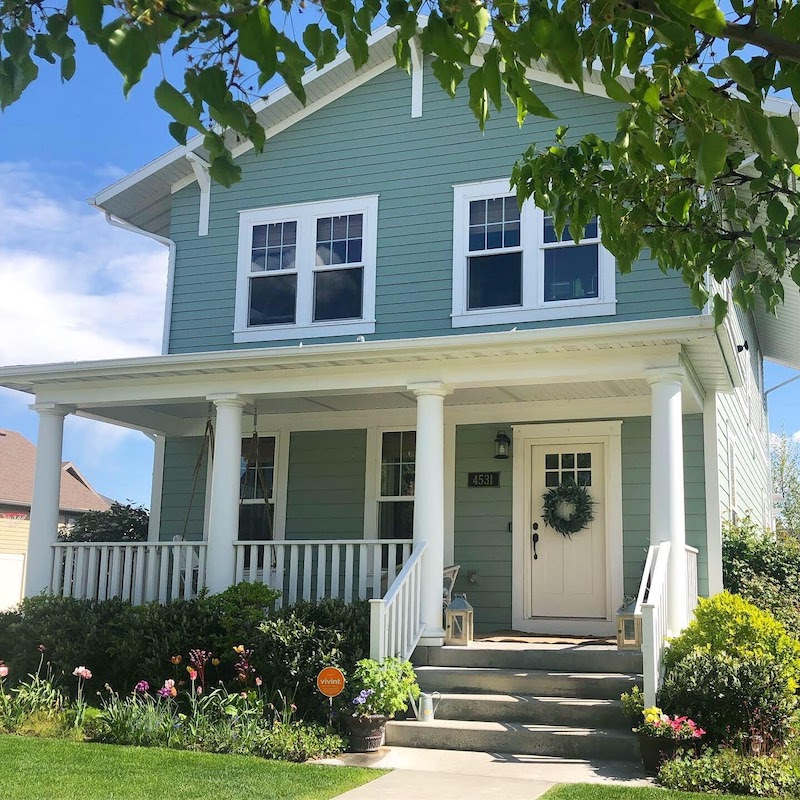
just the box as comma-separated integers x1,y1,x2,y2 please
1,25,795,706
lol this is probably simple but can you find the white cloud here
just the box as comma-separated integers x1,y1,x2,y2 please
0,161,167,366
793,430,800,443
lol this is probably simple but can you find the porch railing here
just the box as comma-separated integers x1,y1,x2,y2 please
233,539,412,607
51,542,207,605
637,541,670,707
369,542,426,661
636,541,700,707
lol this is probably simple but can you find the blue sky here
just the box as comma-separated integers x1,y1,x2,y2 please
1,39,799,508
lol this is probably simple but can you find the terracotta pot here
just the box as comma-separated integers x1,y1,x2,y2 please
346,714,388,753
636,732,697,776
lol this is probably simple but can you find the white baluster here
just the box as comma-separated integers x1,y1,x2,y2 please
358,544,368,600
302,545,312,601
344,545,354,602
110,547,123,599
372,544,382,599
274,545,285,608
288,545,299,604
316,545,327,601
330,545,340,600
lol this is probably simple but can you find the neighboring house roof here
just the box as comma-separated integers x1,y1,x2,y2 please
87,20,800,372
0,430,111,514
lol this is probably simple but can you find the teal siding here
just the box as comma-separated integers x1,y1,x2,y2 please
284,430,366,540
453,425,515,632
621,416,708,599
168,64,698,354
159,436,208,542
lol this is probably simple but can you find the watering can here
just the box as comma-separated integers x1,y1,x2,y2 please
409,691,441,723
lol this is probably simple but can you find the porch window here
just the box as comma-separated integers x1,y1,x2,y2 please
378,431,416,540
452,179,615,327
235,196,378,343
239,436,275,541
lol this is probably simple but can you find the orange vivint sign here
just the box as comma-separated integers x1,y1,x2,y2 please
316,667,345,698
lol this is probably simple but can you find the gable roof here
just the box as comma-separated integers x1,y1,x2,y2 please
0,429,111,513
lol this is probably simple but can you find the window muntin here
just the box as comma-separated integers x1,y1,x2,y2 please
236,197,377,342
378,431,416,540
452,180,614,325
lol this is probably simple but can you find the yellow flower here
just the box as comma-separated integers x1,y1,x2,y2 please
233,645,245,655
211,658,220,667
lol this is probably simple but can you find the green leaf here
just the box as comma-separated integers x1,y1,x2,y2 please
71,0,104,37
482,48,503,111
237,6,277,82
767,197,788,228
60,54,76,81
664,0,726,35
100,23,154,96
738,104,772,159
468,68,489,129
168,121,188,145
769,116,799,162
209,153,241,188
154,80,203,132
719,56,755,92
696,131,728,187
33,35,56,65
303,24,339,69
3,28,32,60
431,58,463,98
752,225,768,253
712,294,728,327
600,72,633,103
665,190,693,223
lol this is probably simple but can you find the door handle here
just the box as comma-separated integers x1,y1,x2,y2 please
532,532,539,560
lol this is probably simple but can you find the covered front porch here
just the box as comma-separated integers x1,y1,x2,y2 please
3,319,730,671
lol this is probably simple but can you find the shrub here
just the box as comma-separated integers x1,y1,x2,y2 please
259,721,346,762
658,749,800,797
659,650,796,750
348,658,418,719
660,593,800,752
59,502,149,543
723,518,800,638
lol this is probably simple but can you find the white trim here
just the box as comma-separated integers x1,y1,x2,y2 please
371,426,416,541
511,420,623,636
186,153,211,236
451,179,616,327
234,195,379,343
444,420,456,566
362,426,380,538
703,392,723,594
147,435,165,542
410,37,423,119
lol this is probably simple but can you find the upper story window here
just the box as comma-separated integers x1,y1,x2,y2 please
452,179,616,327
235,196,378,343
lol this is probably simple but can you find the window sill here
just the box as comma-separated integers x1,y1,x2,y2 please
451,301,616,328
233,320,376,343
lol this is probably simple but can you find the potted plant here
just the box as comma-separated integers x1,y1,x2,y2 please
635,706,705,775
345,657,419,753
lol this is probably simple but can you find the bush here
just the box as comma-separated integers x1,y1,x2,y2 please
59,502,150,543
660,592,800,752
658,749,800,797
723,518,800,638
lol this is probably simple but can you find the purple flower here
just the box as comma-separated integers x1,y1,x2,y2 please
134,680,149,694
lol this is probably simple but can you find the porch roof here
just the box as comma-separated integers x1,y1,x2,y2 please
0,317,732,434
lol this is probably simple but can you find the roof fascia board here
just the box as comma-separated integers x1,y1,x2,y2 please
0,316,717,388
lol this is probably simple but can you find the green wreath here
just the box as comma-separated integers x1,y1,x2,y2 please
542,481,595,538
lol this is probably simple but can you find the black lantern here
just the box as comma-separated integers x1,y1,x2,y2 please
494,430,511,459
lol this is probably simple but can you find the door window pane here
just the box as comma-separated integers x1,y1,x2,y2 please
313,267,363,321
544,245,599,302
468,252,522,309
249,274,297,326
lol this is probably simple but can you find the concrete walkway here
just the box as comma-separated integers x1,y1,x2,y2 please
322,745,649,799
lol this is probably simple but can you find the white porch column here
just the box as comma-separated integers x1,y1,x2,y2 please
25,404,70,597
647,368,688,635
205,395,245,594
411,382,450,646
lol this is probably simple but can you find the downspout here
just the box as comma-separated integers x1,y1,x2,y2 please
88,201,177,356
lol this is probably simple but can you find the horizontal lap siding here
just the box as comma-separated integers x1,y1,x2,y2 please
159,437,208,541
168,65,698,354
453,424,515,633
622,417,708,598
284,430,366,540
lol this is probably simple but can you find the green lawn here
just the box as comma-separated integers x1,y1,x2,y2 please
0,735,383,800
542,784,744,800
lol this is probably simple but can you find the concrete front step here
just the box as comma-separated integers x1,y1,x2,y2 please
415,644,643,675
385,718,640,762
423,693,630,729
415,666,641,700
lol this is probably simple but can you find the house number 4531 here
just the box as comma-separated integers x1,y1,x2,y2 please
468,472,500,488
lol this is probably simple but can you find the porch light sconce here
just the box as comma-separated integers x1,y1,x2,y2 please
737,340,749,353
494,430,511,460
445,593,474,646
616,599,642,651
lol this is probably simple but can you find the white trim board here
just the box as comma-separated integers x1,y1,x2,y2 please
511,421,623,636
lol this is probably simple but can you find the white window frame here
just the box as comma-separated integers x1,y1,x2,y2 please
451,178,616,327
238,432,279,540
234,195,379,343
374,427,416,540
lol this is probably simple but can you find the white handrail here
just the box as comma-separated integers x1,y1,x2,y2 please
233,539,412,607
685,545,699,616
369,542,427,662
638,541,671,707
51,542,206,605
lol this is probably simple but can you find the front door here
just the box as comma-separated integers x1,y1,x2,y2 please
527,443,606,619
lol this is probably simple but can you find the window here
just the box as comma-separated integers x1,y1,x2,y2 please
239,436,275,541
235,196,378,342
452,179,615,327
377,431,416,540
